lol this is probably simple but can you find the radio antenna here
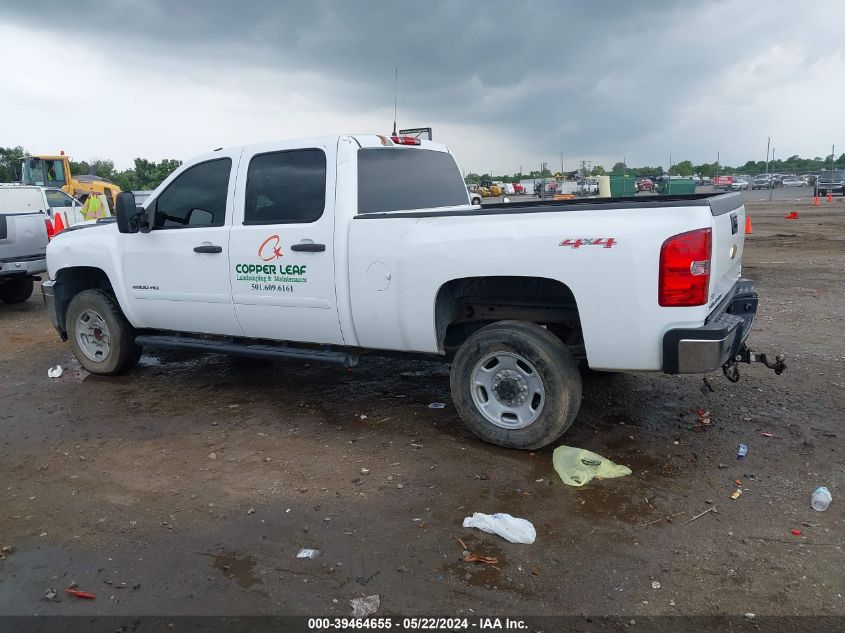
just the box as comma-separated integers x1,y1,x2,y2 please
392,67,398,136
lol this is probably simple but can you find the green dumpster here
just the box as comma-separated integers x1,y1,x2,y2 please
609,175,638,197
657,178,697,195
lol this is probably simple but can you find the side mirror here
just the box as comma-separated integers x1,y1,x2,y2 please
115,192,142,233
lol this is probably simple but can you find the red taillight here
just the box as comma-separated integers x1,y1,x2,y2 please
658,228,711,307
45,218,55,241
390,135,421,146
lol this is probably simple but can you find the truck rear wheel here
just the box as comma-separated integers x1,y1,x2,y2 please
66,289,141,375
450,321,582,450
0,278,34,303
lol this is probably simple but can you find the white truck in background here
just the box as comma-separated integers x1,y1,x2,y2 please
41,134,784,450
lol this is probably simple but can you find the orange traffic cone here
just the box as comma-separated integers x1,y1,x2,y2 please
52,212,65,233
813,195,819,206
827,193,833,203
785,211,798,220
744,216,753,234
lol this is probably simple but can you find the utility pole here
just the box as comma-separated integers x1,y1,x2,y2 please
559,153,564,179
769,147,776,201
765,137,770,176
716,151,720,179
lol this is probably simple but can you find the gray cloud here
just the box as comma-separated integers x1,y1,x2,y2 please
2,0,843,170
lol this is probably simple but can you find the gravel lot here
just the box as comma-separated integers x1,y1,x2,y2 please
0,198,842,619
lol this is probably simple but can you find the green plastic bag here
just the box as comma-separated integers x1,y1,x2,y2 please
553,445,632,487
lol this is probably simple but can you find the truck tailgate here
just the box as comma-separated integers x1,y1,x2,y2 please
709,194,745,308
0,211,48,262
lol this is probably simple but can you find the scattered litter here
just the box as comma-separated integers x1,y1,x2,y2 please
65,588,96,600
811,487,832,512
47,365,63,379
247,507,255,515
651,581,661,589
730,489,742,500
457,538,468,550
462,512,536,544
684,505,718,525
463,553,499,565
297,548,321,559
0,545,13,560
696,409,711,427
552,445,631,487
349,594,380,617
737,444,748,460
790,530,802,536
207,452,217,460
428,402,446,409
744,613,755,620
44,588,60,602
360,468,370,475
396,483,404,489
473,473,489,480
643,511,685,526
760,432,775,438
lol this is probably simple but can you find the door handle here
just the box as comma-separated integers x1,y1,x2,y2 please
290,243,326,252
193,244,223,253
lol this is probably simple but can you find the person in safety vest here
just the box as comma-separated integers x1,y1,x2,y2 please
80,192,106,221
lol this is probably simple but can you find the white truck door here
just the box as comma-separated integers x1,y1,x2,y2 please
229,141,343,344
122,154,243,336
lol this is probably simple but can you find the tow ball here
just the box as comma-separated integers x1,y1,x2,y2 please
722,344,786,382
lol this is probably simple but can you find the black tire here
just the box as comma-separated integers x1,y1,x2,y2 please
0,278,34,303
450,320,582,450
66,289,141,375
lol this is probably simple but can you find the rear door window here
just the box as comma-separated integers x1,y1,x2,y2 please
357,149,468,213
244,149,326,224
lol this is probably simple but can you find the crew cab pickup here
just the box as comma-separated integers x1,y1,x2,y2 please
41,134,783,450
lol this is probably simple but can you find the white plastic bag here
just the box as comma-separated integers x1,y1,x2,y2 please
47,365,63,378
462,512,536,544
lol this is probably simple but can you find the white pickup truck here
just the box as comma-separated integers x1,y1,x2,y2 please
42,134,783,449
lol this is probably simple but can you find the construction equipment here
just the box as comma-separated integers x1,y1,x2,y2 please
20,152,121,210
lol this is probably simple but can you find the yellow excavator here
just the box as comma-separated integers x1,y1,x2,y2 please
20,152,121,210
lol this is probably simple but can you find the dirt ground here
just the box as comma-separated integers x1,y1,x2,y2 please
0,198,842,619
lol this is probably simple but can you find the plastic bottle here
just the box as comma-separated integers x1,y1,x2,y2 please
811,487,832,512
737,444,748,460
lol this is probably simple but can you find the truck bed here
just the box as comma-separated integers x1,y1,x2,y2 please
355,192,741,219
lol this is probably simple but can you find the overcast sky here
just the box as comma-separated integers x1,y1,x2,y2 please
1,1,842,174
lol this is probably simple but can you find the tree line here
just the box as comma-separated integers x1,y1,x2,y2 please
465,152,844,183
0,146,182,191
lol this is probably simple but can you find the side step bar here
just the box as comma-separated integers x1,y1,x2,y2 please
135,335,359,368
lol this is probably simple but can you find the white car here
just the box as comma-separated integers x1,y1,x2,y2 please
731,178,749,190
466,185,482,205
781,177,803,188
41,133,782,450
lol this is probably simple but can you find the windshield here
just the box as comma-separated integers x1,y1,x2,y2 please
820,170,845,180
21,158,46,186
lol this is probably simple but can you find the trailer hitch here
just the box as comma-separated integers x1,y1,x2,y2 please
722,344,786,382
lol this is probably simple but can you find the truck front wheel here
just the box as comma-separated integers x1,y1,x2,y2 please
450,321,582,450
66,289,141,375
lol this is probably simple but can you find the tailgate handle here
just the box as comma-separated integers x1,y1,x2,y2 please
291,242,326,252
730,213,738,235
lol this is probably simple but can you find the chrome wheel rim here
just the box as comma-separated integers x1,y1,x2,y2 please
76,309,111,362
471,351,545,429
